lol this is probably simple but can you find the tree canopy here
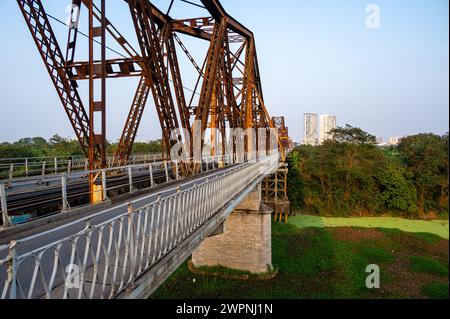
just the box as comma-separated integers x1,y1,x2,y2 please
0,135,162,159
330,124,377,145
288,128,448,218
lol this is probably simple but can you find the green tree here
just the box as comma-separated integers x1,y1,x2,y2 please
330,124,377,145
287,150,305,211
285,128,448,217
396,133,449,215
375,163,417,214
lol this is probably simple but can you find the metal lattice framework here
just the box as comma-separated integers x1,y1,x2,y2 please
272,116,291,150
16,0,287,198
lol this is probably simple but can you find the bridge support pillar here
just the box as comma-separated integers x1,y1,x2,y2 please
192,184,273,274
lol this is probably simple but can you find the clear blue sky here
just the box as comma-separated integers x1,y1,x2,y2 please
0,0,448,143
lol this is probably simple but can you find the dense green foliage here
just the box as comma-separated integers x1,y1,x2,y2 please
0,135,162,158
288,126,449,217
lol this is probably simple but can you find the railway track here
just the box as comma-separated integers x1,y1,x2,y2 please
2,162,215,224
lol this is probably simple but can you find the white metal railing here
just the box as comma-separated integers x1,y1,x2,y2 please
0,154,235,227
0,154,279,299
0,154,163,184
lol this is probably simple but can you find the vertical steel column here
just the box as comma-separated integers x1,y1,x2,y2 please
89,0,107,203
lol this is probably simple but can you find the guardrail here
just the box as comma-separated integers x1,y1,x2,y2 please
0,154,163,185
0,153,279,299
0,154,235,227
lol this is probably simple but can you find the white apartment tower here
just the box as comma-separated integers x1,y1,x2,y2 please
318,115,337,144
303,113,318,145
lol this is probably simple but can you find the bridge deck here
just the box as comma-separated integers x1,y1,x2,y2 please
0,155,279,299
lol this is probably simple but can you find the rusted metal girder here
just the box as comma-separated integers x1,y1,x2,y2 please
199,0,253,40
88,0,107,202
64,58,143,80
16,0,101,167
17,0,289,186
195,20,228,138
113,77,150,167
272,116,290,150
128,0,181,159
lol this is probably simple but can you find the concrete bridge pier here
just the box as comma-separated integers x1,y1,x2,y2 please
191,184,273,274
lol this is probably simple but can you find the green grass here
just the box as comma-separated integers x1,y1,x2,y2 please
409,256,449,277
421,283,449,299
357,246,395,264
152,221,449,299
289,215,449,239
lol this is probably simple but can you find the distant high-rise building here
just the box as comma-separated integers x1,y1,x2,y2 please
303,113,318,145
388,136,402,146
319,115,337,144
376,136,384,145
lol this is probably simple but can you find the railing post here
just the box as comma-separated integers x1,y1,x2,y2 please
61,174,69,211
40,161,46,184
102,169,108,201
175,161,179,180
8,164,13,187
127,202,136,282
54,157,58,174
7,241,18,299
164,162,169,182
1,183,10,227
177,186,183,241
25,158,28,177
149,164,154,187
67,160,72,174
128,166,134,193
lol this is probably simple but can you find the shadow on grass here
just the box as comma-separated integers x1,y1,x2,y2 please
151,221,399,299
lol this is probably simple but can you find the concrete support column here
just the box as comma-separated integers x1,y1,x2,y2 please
191,184,273,274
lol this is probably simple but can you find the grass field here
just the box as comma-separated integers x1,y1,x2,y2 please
289,215,449,239
152,218,449,299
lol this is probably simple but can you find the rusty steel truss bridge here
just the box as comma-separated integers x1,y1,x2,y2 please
15,0,292,202
0,0,294,299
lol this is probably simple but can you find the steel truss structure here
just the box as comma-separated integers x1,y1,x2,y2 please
16,0,288,199
272,116,291,150
262,162,290,223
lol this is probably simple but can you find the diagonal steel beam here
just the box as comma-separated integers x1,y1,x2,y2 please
113,76,150,166
128,0,181,159
195,20,227,135
16,0,101,165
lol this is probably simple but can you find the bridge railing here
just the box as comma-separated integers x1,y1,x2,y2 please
0,154,163,185
0,153,279,299
0,154,235,227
